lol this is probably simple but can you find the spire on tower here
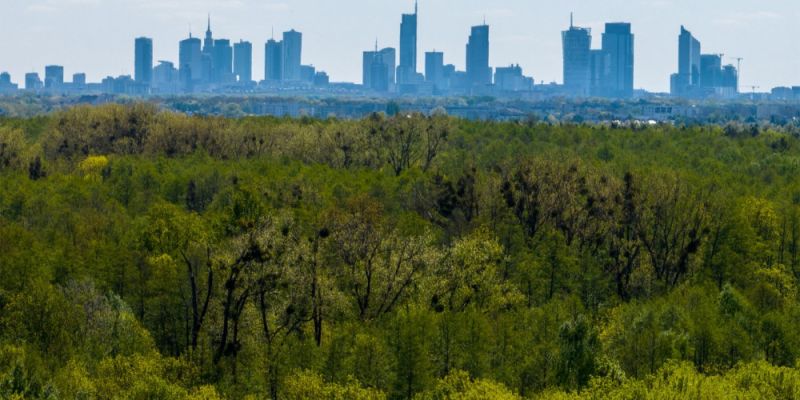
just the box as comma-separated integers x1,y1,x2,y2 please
207,13,211,33
570,12,573,28
414,0,418,15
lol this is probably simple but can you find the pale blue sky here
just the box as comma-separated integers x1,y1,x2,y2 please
1,0,798,92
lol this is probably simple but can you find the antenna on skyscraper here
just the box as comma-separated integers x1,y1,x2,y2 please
415,0,418,15
570,12,574,28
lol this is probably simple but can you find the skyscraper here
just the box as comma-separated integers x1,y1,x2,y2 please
700,54,721,88
179,35,203,88
134,37,153,85
601,23,634,98
213,39,233,83
282,30,302,81
363,45,396,92
671,26,700,96
233,40,253,83
425,51,444,87
466,24,491,87
562,15,592,96
397,1,418,85
44,65,64,90
265,39,283,81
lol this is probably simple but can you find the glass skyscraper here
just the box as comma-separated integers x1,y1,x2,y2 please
265,39,283,81
179,36,202,88
562,16,592,97
212,39,233,83
601,23,634,98
134,37,153,85
397,1,418,85
671,26,701,96
233,40,253,83
466,24,491,87
282,30,302,81
44,65,64,90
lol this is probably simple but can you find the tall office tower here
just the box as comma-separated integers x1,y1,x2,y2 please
363,45,396,92
179,35,203,87
213,39,233,83
282,30,302,81
134,37,153,85
601,23,634,98
671,26,700,96
265,39,283,81
25,73,43,90
397,1,418,84
700,54,722,88
44,65,64,90
562,15,592,96
233,40,253,83
379,47,397,88
590,50,611,96
0,73,10,85
466,24,491,86
425,51,444,86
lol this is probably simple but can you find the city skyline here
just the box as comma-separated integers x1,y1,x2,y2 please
1,0,799,92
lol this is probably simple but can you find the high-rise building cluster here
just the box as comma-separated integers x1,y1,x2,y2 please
562,15,634,98
0,4,787,100
669,26,739,98
362,3,533,96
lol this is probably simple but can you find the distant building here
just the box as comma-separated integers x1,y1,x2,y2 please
425,51,444,88
153,60,180,93
397,2,418,85
313,71,329,86
179,36,203,89
590,50,611,96
495,64,534,92
265,39,283,81
282,30,302,81
25,73,43,91
363,45,396,92
135,37,153,85
300,65,316,82
699,54,721,88
671,26,700,97
562,15,592,96
721,65,738,94
466,24,491,87
72,73,86,86
601,23,634,98
233,40,253,83
44,65,65,90
213,39,234,83
0,72,18,93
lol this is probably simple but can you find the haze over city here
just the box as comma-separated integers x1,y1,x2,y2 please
2,0,799,92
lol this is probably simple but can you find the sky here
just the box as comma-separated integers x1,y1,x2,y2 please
1,0,799,92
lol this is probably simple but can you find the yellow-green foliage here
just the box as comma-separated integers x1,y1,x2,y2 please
415,370,521,400
538,361,800,399
282,370,387,400
78,155,109,177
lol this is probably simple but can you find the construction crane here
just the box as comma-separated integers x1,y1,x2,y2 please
732,57,744,93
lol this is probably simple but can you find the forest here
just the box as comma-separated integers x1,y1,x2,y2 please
1,103,800,399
